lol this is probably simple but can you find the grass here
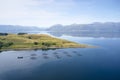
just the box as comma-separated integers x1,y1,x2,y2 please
0,34,92,51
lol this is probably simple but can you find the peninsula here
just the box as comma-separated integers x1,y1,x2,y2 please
0,33,91,51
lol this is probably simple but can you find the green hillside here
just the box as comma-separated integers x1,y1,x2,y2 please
0,34,91,51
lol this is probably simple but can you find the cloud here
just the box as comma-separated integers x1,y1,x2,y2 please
0,0,77,27
0,0,119,27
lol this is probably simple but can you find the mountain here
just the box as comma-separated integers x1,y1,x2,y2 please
47,22,120,32
0,22,120,37
0,25,44,33
47,22,120,37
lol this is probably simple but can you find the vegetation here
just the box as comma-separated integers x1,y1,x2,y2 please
0,33,8,36
17,33,27,35
34,42,38,45
0,34,91,51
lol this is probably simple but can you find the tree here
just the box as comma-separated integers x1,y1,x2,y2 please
0,41,3,49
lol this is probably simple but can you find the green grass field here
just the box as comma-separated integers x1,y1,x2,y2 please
0,34,91,51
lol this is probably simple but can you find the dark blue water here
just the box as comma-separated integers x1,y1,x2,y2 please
0,35,120,80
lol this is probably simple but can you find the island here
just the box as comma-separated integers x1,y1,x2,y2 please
0,33,92,51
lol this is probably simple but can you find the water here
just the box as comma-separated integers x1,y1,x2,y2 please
0,32,120,80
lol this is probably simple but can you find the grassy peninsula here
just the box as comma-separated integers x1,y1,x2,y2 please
0,33,91,51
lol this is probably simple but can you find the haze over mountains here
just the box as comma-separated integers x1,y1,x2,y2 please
0,25,44,33
0,22,120,34
47,22,120,37
47,22,120,32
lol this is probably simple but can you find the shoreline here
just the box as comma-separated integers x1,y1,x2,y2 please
0,34,96,52
0,45,97,52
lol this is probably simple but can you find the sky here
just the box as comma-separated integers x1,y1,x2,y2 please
0,0,120,28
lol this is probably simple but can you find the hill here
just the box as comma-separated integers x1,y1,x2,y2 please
0,34,90,51
47,22,120,32
47,22,120,37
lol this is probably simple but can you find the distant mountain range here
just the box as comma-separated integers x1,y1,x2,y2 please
47,22,120,32
0,22,120,37
0,25,44,33
47,22,120,37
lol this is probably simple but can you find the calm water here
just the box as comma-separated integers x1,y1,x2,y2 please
0,33,120,80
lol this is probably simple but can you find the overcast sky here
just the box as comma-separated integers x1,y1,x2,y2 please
0,0,120,27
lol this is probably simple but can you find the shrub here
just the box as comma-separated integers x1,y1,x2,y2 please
4,42,13,47
41,42,56,47
17,33,27,35
0,33,8,36
34,42,38,45
0,41,3,49
28,36,32,39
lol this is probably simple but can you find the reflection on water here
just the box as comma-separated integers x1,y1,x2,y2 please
16,50,81,60
30,57,37,60
76,53,82,56
66,54,72,57
0,32,120,80
0,51,2,53
42,53,48,55
48,31,120,38
63,51,68,54
0,40,120,80
53,52,58,55
0,49,83,76
43,55,49,59
31,54,37,56
54,54,61,59
73,51,77,53
72,51,82,56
